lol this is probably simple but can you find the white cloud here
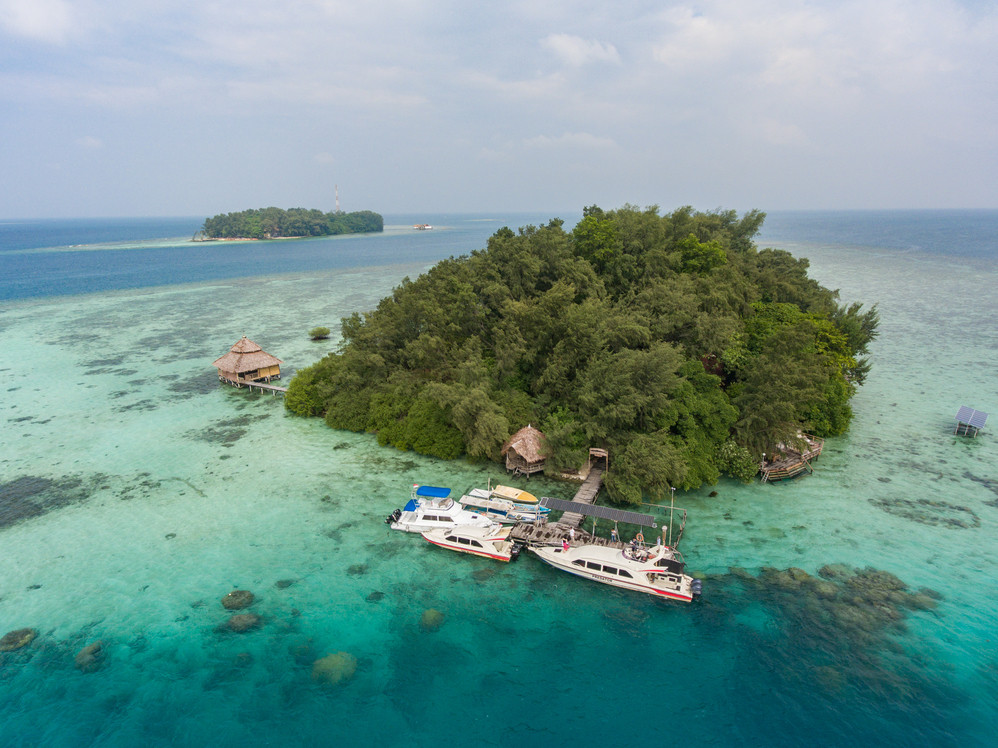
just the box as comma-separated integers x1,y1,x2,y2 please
541,33,620,66
651,6,741,67
225,77,428,108
76,135,103,149
523,132,618,150
2,1,998,215
459,70,567,101
0,0,78,44
649,1,996,98
756,118,809,148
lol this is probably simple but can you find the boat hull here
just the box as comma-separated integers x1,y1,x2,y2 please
422,534,512,562
529,546,694,602
490,485,538,504
421,526,516,563
387,490,493,533
391,516,493,533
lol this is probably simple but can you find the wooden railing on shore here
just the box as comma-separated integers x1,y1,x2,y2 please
760,434,824,482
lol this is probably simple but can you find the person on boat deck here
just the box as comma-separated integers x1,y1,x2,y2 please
562,539,570,552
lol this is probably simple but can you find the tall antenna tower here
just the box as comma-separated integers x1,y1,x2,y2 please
335,184,340,213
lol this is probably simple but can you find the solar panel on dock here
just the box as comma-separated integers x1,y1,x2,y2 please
539,497,657,528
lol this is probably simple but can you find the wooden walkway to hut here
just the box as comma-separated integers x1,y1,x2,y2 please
509,462,607,547
559,464,604,528
225,377,287,395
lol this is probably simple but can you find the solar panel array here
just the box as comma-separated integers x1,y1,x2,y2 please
539,497,657,528
956,406,989,429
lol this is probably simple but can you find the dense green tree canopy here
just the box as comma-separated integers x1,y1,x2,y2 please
200,208,382,239
286,205,878,505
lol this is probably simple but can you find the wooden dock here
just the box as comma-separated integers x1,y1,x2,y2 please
221,376,287,395
760,434,823,482
510,520,623,549
509,462,608,547
558,464,604,528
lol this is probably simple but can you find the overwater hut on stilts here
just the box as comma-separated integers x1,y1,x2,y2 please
502,425,546,478
213,336,283,386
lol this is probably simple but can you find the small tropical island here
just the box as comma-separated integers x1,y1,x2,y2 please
194,207,383,240
285,204,879,505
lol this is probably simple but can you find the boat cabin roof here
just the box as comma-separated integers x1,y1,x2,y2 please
445,523,508,540
415,485,451,499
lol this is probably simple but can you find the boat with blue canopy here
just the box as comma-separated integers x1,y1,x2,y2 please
385,485,497,534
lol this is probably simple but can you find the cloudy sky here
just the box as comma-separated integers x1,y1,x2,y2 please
1,0,996,218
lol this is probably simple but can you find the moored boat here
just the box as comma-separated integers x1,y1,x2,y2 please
458,488,551,524
490,484,539,504
421,524,521,562
386,485,494,533
528,542,702,602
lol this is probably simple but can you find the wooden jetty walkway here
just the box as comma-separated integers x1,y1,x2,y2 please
225,377,287,395
558,464,604,528
509,520,622,549
509,461,612,548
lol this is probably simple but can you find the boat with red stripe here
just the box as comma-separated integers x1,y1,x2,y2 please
421,523,522,563
528,541,699,602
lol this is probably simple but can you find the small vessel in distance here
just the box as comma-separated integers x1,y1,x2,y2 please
422,524,521,562
458,488,551,524
386,485,493,533
528,542,701,603
413,223,433,230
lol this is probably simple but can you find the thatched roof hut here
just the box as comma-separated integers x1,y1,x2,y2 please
501,425,546,477
213,336,283,383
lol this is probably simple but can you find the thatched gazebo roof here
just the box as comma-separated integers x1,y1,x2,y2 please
502,424,546,463
212,336,283,374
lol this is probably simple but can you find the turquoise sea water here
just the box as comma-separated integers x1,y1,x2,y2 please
1,211,996,746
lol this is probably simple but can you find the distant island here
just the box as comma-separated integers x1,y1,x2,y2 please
195,207,383,240
285,204,879,504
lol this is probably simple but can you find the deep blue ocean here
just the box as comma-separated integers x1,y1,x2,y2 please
0,214,572,300
1,210,996,747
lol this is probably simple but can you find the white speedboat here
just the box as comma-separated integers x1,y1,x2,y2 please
421,524,521,563
458,488,551,524
528,542,701,602
386,485,494,533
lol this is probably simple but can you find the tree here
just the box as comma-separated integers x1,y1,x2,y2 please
200,208,383,239
677,233,727,274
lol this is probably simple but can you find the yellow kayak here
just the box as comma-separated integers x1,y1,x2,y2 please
491,485,538,504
